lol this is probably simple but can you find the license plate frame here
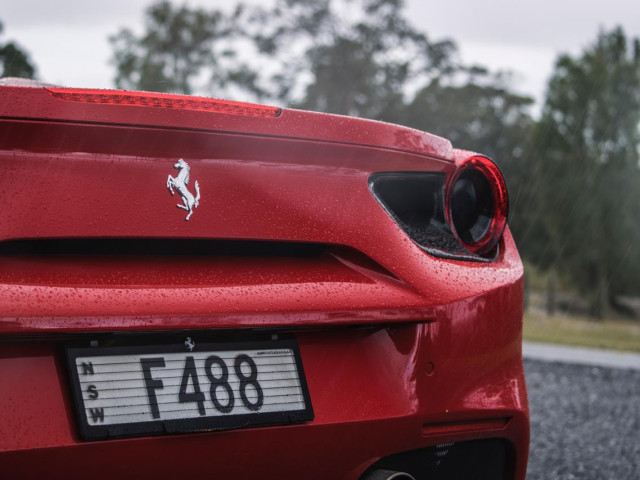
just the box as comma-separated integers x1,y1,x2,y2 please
66,338,314,440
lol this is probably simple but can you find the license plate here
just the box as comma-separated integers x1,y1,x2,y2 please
66,339,314,440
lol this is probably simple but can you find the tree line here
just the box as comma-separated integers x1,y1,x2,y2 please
3,0,640,318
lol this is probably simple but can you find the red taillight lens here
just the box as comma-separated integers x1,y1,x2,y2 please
45,88,282,118
446,156,508,255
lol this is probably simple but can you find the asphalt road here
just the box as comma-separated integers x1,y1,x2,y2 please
525,358,640,479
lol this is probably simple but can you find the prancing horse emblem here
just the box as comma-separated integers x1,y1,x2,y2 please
166,158,201,220
184,337,195,351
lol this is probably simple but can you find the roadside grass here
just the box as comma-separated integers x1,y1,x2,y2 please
523,311,640,353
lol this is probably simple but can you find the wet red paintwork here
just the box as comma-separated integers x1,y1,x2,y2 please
0,85,528,479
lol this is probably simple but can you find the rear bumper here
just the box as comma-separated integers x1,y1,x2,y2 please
0,285,529,480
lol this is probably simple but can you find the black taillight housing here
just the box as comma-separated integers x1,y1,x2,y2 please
446,156,508,255
369,156,508,262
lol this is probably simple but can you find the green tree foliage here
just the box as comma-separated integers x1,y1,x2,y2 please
532,27,640,317
246,0,458,119
109,0,532,147
110,1,254,95
0,20,37,79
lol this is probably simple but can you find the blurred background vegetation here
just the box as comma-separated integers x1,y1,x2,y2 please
3,0,640,345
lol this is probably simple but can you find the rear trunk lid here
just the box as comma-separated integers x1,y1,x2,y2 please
0,84,460,332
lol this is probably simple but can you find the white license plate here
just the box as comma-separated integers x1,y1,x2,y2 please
67,339,313,440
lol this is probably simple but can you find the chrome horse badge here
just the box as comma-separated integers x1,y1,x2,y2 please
166,159,201,220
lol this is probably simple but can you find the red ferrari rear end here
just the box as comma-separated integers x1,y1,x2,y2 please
0,81,528,480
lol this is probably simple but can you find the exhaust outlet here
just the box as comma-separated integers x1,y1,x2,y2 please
361,469,416,480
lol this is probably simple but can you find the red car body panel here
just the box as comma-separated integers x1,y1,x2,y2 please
0,84,528,479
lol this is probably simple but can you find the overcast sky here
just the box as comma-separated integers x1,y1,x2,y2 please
2,0,640,116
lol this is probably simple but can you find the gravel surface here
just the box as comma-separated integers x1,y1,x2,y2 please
525,359,640,479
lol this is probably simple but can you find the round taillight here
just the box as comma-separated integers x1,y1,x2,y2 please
446,156,508,255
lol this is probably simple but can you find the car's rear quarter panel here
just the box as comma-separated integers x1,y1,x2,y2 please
0,85,528,479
